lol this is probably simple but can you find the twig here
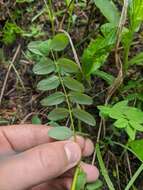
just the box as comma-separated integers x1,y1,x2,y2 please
0,44,21,106
59,29,82,70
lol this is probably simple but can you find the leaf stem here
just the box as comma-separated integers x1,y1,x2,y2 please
51,51,76,140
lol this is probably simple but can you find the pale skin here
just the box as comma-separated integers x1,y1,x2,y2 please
0,125,99,190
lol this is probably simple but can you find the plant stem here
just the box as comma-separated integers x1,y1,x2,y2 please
96,143,115,190
124,163,143,190
51,51,76,140
70,165,80,190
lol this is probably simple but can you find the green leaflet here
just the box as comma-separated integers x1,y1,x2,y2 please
73,108,96,126
86,180,103,190
69,92,93,105
57,58,79,73
48,108,69,121
48,127,73,140
50,33,69,51
28,40,51,56
41,92,65,106
63,77,84,92
32,115,42,124
129,139,143,161
37,76,60,91
33,57,55,75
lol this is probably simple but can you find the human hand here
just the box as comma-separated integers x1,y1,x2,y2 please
0,125,99,190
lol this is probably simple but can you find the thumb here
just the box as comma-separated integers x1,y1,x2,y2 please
0,141,81,190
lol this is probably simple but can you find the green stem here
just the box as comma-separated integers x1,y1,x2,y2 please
51,51,76,139
124,163,143,190
96,143,115,190
71,165,80,190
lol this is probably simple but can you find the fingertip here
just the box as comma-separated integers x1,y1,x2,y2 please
82,138,94,157
81,162,99,182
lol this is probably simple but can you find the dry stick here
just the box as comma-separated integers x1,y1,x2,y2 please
59,29,82,71
105,0,128,105
0,44,21,106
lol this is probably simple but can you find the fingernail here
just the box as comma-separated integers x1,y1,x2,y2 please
64,142,81,164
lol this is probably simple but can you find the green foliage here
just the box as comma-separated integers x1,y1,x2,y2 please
2,22,22,45
32,115,42,124
98,101,143,140
94,0,120,25
48,108,69,121
37,76,60,91
48,127,73,140
86,180,103,190
50,33,69,51
128,52,143,66
63,77,84,92
82,26,116,76
75,168,87,190
41,92,65,106
129,0,143,31
73,109,96,126
69,92,93,105
129,139,143,161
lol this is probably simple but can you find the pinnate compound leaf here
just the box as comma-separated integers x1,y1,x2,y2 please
63,77,84,92
94,0,120,25
57,58,79,73
69,92,93,105
50,33,69,51
86,180,103,190
41,92,65,106
37,76,60,91
73,109,96,126
33,57,55,75
48,127,73,140
129,139,143,161
48,108,69,121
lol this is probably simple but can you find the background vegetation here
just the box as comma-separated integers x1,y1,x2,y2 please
0,0,143,189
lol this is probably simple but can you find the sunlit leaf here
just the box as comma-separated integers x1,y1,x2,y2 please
73,108,96,126
114,118,128,128
37,76,60,91
94,0,120,25
129,139,143,161
41,92,65,106
48,127,73,140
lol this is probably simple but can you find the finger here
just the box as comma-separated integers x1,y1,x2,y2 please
71,136,94,156
81,162,99,182
60,162,99,182
0,141,81,190
0,125,52,154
